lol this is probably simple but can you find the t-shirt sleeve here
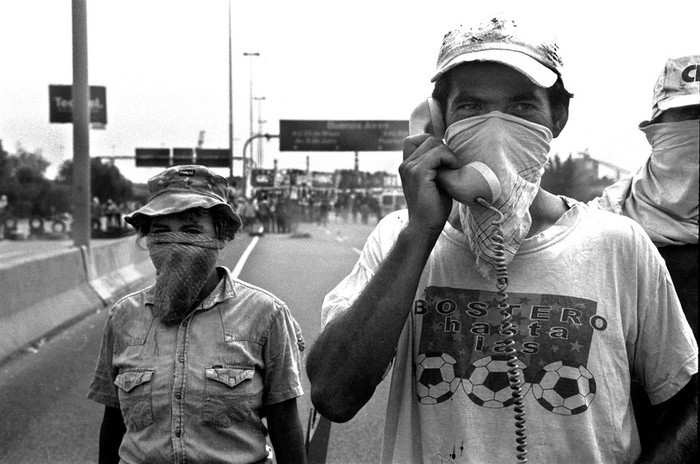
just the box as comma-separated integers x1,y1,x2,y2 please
321,210,407,328
262,303,305,406
633,233,698,405
86,313,120,409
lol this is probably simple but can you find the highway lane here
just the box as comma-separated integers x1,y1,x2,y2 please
0,219,386,463
237,220,389,464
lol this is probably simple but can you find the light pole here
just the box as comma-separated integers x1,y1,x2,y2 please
243,52,259,192
254,96,266,166
227,0,234,180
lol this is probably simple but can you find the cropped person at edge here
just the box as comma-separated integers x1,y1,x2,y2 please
590,54,699,456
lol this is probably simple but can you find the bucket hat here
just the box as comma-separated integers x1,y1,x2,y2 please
124,165,241,233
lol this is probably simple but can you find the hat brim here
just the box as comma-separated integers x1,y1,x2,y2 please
657,94,700,112
431,49,559,87
124,191,241,232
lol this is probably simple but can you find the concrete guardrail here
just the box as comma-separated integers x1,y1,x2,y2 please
0,237,155,362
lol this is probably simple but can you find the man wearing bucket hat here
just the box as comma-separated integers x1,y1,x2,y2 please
307,16,697,464
591,54,699,452
88,165,307,463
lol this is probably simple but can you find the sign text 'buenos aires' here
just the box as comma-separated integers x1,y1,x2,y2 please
279,120,408,152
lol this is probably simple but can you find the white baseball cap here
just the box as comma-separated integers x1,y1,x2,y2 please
432,16,565,90
648,55,700,121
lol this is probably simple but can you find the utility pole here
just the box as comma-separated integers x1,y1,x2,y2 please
242,52,259,190
72,0,90,248
227,0,234,179
254,96,266,166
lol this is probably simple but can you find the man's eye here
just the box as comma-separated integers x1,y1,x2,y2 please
455,102,479,111
513,102,536,112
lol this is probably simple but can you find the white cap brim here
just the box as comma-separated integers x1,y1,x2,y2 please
658,93,700,111
431,49,558,87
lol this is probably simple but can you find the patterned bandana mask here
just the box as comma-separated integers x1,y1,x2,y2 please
146,232,224,325
444,112,552,279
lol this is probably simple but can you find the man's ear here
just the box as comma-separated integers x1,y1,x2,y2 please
551,101,570,138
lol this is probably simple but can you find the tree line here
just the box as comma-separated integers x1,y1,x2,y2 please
0,140,139,219
0,138,617,220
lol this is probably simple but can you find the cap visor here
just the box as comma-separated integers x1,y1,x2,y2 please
658,94,700,111
431,49,558,87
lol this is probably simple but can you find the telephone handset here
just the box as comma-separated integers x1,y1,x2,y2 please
408,99,502,206
410,99,528,462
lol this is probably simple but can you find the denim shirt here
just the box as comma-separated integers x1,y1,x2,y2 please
88,267,304,464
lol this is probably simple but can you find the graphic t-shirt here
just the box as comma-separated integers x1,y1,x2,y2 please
322,202,698,464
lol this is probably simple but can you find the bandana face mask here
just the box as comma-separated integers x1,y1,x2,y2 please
444,112,552,278
622,119,700,246
147,232,224,325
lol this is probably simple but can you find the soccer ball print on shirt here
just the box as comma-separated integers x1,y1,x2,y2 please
413,286,602,415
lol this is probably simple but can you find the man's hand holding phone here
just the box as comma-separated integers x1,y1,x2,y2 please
401,134,460,235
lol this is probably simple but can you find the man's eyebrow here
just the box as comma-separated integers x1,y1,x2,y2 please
450,89,540,102
510,90,541,101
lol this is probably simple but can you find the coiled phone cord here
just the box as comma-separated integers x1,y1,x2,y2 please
475,197,528,463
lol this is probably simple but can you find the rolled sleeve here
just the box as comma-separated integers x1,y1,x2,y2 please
262,304,304,406
86,315,120,409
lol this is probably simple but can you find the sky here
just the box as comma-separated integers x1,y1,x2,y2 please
1,0,698,184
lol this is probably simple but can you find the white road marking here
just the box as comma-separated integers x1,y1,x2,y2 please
231,236,260,279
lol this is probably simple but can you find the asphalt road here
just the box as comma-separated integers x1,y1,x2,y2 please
0,218,388,463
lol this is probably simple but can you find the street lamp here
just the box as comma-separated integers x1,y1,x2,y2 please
242,52,259,192
254,96,266,166
227,0,234,179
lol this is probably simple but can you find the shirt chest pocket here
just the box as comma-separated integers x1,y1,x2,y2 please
202,366,256,428
114,368,155,432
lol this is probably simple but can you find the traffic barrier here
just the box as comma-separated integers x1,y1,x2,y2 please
0,237,155,362
83,237,155,305
0,247,101,362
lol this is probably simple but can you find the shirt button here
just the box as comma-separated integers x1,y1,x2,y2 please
175,392,181,400
182,320,189,327
178,355,185,363
175,428,182,437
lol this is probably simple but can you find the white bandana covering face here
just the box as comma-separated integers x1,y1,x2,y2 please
444,111,552,278
626,120,699,246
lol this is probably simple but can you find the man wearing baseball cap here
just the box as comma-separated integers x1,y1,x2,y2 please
88,165,307,463
592,54,699,453
307,17,697,463
593,54,698,332
594,55,699,249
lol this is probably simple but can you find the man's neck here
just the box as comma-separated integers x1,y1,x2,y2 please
447,189,569,237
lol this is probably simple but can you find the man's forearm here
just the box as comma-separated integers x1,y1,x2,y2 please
267,399,307,464
307,223,440,422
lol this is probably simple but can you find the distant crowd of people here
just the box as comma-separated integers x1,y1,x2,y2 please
231,189,384,234
91,197,141,232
